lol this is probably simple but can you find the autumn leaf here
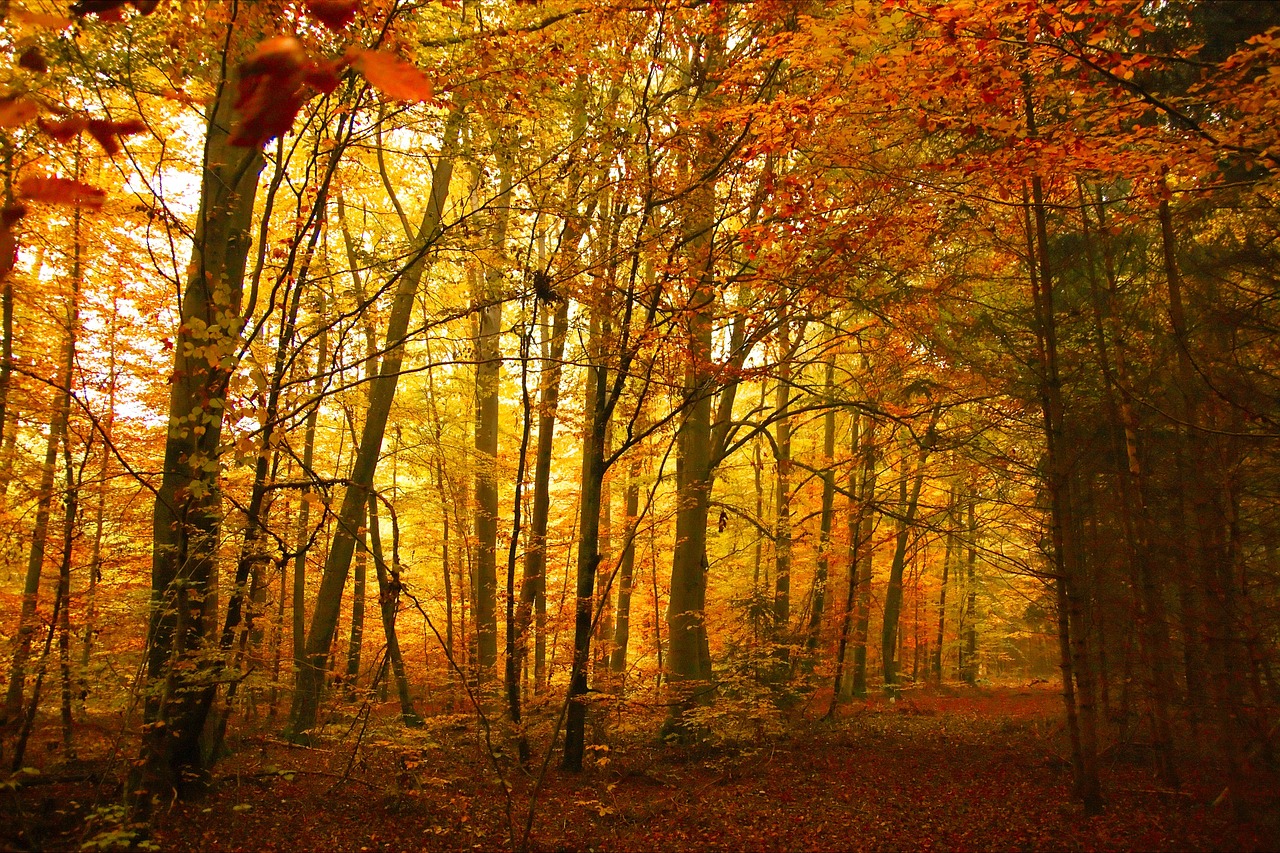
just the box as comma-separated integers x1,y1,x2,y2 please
231,36,310,148
70,0,158,19
18,47,48,73
20,176,107,210
355,49,433,102
70,0,130,19
0,96,39,129
0,205,25,281
306,0,359,32
38,116,89,143
87,118,148,156
302,58,349,95
9,8,72,28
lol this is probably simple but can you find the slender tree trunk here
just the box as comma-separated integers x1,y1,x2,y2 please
851,415,878,699
933,490,955,683
473,150,513,675
831,413,862,707
882,409,938,696
806,357,837,653
345,530,366,695
1024,160,1103,811
368,492,420,725
57,430,77,757
287,110,460,740
292,294,328,677
81,285,120,677
4,208,80,729
610,434,643,674
962,499,978,684
516,293,569,694
564,305,612,770
772,319,793,631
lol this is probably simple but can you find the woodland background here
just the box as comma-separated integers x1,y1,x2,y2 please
0,0,1279,849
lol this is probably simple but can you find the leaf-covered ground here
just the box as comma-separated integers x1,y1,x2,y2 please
4,686,1277,852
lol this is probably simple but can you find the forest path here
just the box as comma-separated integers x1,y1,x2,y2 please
3,686,1275,851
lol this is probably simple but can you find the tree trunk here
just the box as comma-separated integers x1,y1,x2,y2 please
806,357,837,654
368,492,420,725
287,109,460,740
473,150,513,675
1024,165,1103,812
516,294,569,688
138,68,266,801
292,293,328,677
881,409,938,696
564,294,619,769
932,490,955,683
850,414,878,699
772,319,793,631
961,499,978,684
610,435,643,674
2,217,79,727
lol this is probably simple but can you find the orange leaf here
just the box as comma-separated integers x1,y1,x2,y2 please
356,50,433,102
0,97,39,129
20,177,106,210
39,116,89,143
10,8,73,28
87,118,148,156
232,37,311,148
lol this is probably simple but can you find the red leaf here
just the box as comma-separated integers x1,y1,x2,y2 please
356,50,433,102
39,116,89,143
232,37,311,148
303,58,349,95
306,0,359,31
87,118,148,156
70,0,130,20
19,47,48,73
0,96,39,129
20,177,106,210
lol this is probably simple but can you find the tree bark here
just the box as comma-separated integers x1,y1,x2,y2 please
473,149,513,674
806,357,837,654
2,212,79,728
138,68,266,801
610,434,643,674
287,109,460,740
881,408,938,696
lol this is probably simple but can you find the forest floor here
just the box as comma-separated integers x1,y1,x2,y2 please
3,684,1278,852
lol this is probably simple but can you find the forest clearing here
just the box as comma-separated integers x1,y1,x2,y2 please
2,0,1280,850
5,686,1277,852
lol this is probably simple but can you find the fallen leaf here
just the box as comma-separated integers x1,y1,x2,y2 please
231,37,310,148
0,97,39,129
18,47,48,73
39,116,89,143
87,118,148,155
20,176,107,210
306,0,359,31
9,8,73,28
355,49,433,102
